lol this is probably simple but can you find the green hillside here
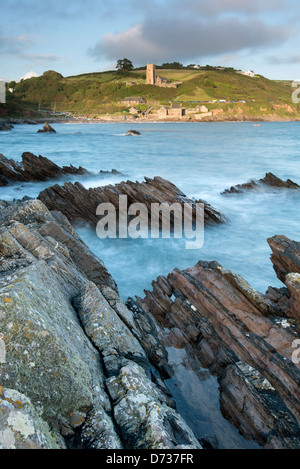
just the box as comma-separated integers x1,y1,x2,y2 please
3,68,299,120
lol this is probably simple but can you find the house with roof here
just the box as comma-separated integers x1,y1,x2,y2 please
157,103,185,119
157,106,169,118
121,97,146,106
129,107,141,115
168,103,185,118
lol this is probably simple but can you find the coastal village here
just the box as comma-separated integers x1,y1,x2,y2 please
5,63,298,124
112,64,255,122
28,63,261,123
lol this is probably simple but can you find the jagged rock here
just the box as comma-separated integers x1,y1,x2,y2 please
266,235,300,320
125,130,141,136
76,282,200,449
0,387,65,449
268,235,300,282
0,198,200,449
0,199,120,446
285,274,300,320
0,199,117,291
106,362,201,449
99,169,123,176
0,259,111,424
0,152,90,186
79,405,122,449
0,123,13,131
220,362,300,449
222,172,300,194
76,282,150,377
38,176,227,227
0,152,121,187
133,244,300,449
37,122,56,133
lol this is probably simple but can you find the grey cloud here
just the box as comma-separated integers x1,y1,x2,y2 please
183,0,288,16
90,16,290,65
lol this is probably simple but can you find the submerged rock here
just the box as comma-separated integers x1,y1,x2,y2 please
37,122,56,133
0,122,13,131
222,172,300,194
125,130,141,136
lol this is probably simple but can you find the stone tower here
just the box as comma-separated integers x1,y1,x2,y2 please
146,64,156,85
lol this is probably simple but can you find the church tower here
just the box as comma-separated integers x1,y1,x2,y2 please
146,64,156,85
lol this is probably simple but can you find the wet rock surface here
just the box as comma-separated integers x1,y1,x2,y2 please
38,176,227,226
0,198,201,449
222,172,300,194
133,240,300,449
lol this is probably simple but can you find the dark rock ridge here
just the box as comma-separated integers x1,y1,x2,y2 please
265,235,300,320
131,237,300,449
125,130,141,136
222,172,300,194
0,122,13,131
0,152,121,187
38,176,227,227
0,198,201,449
37,122,56,133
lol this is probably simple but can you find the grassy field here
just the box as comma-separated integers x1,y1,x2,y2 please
3,68,299,120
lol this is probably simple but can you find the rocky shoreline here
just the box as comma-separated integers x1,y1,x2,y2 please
0,151,299,449
1,116,300,130
0,194,299,449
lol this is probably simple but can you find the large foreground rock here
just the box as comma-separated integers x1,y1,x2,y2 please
132,238,300,449
0,198,200,449
38,176,227,227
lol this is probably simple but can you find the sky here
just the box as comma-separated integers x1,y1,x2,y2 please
1,0,300,82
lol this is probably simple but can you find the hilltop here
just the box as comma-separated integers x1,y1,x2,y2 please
2,67,299,122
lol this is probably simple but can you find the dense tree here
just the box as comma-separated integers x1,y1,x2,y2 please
161,62,183,69
116,58,134,71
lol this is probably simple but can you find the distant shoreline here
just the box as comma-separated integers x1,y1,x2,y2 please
1,115,300,128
